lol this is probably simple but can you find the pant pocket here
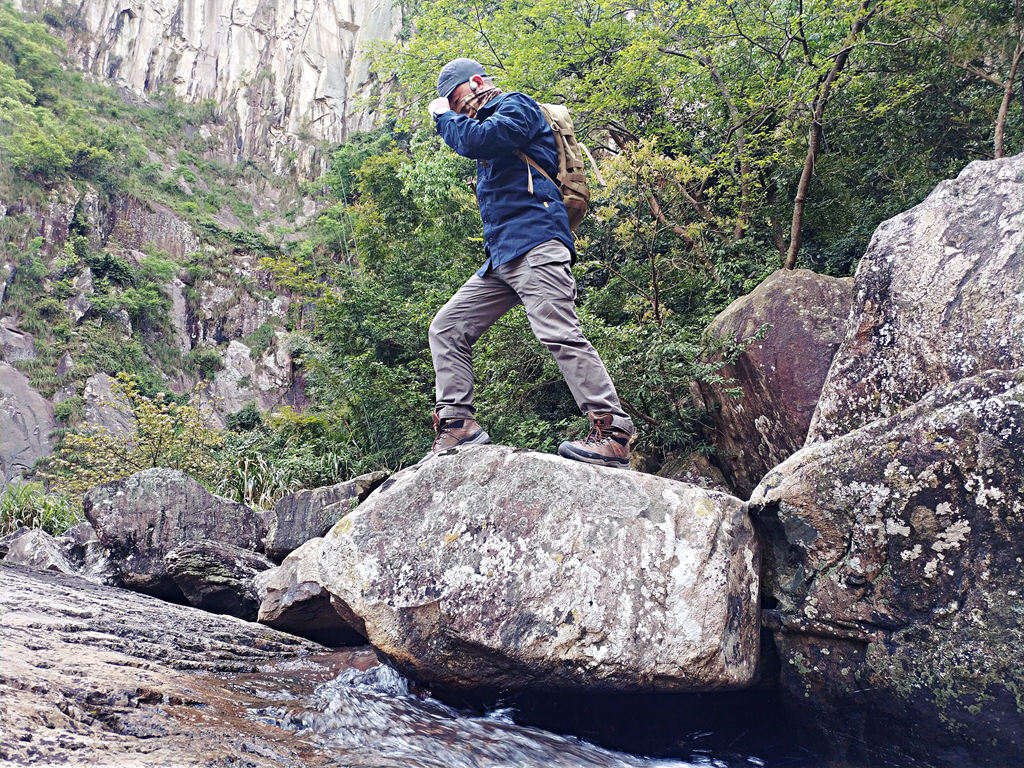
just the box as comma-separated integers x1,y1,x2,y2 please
525,239,571,268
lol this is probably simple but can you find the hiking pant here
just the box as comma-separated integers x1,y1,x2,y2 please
429,239,634,434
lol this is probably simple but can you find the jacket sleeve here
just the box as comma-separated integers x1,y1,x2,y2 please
435,94,541,159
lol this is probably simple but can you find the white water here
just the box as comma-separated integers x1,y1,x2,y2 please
259,663,766,768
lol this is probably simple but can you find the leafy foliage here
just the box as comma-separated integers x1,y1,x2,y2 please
0,481,79,536
265,0,1020,470
41,374,226,497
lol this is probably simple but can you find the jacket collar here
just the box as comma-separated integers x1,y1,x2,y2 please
475,90,511,119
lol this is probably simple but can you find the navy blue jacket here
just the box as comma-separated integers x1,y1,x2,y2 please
436,92,575,276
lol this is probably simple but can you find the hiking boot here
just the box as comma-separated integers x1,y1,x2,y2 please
557,413,633,468
431,413,491,452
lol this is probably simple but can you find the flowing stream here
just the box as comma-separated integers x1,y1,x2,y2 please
226,649,790,768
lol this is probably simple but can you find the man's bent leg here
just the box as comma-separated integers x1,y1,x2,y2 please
428,271,520,420
496,241,634,435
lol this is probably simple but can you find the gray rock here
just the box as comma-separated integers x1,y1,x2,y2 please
3,529,76,575
0,526,31,558
809,153,1024,443
255,537,363,646
165,540,275,619
319,444,761,693
55,351,74,377
0,563,350,767
0,316,36,362
66,267,93,323
55,522,116,585
81,372,133,435
0,361,56,483
84,468,267,600
750,368,1024,765
263,470,388,559
107,197,200,259
0,261,11,304
691,268,853,497
167,277,191,353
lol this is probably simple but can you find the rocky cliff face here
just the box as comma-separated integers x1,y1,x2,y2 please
14,0,401,174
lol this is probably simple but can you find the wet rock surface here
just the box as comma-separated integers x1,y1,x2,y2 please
692,268,853,497
263,470,388,559
1,563,774,768
0,562,344,767
84,467,266,599
319,444,761,693
809,153,1024,443
256,536,363,646
751,368,1024,765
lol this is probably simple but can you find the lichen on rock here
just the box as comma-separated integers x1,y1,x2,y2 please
751,368,1024,763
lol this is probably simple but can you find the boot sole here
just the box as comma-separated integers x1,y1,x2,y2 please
557,442,629,468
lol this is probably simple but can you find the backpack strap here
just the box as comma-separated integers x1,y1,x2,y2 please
515,150,558,196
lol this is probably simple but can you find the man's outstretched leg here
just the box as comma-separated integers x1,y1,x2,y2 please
494,240,635,467
428,271,519,452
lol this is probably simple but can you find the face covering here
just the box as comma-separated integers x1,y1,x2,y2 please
452,82,502,119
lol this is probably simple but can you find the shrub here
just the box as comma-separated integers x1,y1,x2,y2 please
42,374,226,498
183,346,224,379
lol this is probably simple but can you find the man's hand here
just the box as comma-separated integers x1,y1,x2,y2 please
428,97,451,119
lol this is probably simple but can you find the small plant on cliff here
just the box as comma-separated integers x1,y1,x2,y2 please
0,481,79,536
42,374,226,497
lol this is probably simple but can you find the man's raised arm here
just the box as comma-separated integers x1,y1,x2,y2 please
436,94,540,159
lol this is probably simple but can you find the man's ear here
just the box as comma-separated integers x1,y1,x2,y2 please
469,74,485,91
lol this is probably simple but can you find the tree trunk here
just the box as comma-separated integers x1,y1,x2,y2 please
995,27,1024,158
785,0,874,269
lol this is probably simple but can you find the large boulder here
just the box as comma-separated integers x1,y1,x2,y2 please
255,537,363,646
750,369,1024,765
318,444,761,693
692,268,852,497
84,468,266,600
263,470,388,559
0,361,56,484
809,153,1024,443
164,540,275,620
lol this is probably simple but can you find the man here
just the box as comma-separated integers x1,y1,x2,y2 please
425,57,635,468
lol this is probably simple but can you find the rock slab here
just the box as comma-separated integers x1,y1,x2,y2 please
809,153,1024,443
319,444,761,693
692,268,853,497
0,361,56,484
84,467,266,599
751,369,1024,765
0,562,363,767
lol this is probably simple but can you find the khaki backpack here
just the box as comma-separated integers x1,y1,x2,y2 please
516,103,590,230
